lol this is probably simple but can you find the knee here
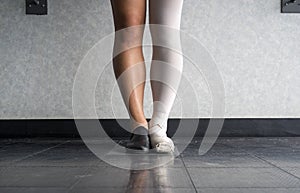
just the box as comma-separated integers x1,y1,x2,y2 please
150,27,181,52
117,11,145,28
114,12,145,49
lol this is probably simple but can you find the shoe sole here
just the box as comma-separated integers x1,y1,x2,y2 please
153,143,175,154
125,146,149,154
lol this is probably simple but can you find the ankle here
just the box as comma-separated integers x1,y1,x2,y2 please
130,119,148,133
149,112,168,133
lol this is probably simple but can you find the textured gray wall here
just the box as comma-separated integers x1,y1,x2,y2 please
0,0,299,119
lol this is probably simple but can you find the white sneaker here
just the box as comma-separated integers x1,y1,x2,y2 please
148,122,175,153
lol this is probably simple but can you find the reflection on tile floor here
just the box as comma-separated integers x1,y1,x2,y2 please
0,137,299,193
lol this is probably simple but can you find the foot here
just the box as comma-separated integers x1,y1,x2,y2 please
148,122,175,153
125,126,150,152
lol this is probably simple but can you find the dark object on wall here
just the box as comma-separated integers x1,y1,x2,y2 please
26,0,47,15
281,0,300,13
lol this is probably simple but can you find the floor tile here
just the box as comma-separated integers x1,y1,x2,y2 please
69,187,196,193
14,142,105,167
0,141,65,165
197,188,300,193
0,166,89,187
73,166,194,188
225,138,300,154
282,168,300,179
187,167,300,188
182,153,271,168
255,153,300,168
0,187,67,193
180,142,245,157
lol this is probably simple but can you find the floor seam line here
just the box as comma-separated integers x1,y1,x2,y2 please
8,140,71,166
250,153,300,181
67,167,92,191
180,154,199,193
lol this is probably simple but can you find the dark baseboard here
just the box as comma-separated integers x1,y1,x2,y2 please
0,118,299,138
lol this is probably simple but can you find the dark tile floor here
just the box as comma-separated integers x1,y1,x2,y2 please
0,137,299,193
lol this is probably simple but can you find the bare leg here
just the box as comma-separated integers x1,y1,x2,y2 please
149,0,184,152
110,0,148,132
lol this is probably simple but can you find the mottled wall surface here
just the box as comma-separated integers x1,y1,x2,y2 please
0,0,299,119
